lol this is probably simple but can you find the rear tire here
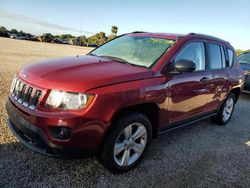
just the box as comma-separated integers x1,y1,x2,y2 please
212,93,235,125
98,112,152,173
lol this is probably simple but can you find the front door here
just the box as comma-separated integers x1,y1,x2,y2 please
166,41,216,126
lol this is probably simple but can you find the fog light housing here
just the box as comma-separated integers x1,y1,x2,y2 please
48,127,71,140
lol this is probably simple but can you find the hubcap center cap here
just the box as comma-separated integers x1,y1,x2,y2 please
125,139,134,148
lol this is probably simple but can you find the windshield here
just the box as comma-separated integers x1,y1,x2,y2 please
239,53,250,64
89,35,174,68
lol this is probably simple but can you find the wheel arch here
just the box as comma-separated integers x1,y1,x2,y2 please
230,87,241,102
98,102,160,153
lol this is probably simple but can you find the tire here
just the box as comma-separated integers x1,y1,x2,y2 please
98,112,152,173
212,93,236,125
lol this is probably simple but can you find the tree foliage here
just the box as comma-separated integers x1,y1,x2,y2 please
0,26,9,37
0,25,119,46
10,29,18,34
111,26,118,35
0,26,7,32
59,34,74,41
108,26,118,41
236,49,250,56
38,33,55,42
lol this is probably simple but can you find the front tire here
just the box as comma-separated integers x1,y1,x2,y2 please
212,93,236,125
98,112,152,173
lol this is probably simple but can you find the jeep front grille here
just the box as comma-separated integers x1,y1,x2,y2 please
10,76,42,110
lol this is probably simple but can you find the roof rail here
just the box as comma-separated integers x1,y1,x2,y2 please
131,31,148,33
186,33,232,46
187,32,196,36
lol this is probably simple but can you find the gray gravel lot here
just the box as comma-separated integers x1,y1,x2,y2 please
0,94,250,188
0,38,250,188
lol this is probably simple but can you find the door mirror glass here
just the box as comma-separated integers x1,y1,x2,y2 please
175,59,196,73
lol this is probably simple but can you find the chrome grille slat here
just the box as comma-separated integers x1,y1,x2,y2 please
23,87,33,107
10,77,42,110
10,76,17,93
14,80,21,100
18,84,26,103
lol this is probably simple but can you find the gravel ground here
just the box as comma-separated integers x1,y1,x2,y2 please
1,38,250,187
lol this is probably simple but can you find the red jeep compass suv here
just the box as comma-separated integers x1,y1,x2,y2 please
7,32,245,173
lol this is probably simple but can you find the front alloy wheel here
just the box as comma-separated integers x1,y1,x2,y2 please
98,112,152,173
114,123,147,167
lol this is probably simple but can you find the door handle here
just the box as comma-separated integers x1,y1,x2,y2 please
200,77,210,82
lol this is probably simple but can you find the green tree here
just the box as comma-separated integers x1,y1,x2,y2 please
0,26,7,32
79,35,88,46
38,33,55,42
236,49,244,56
108,26,118,40
111,26,118,35
59,34,74,41
87,32,108,46
98,32,108,45
88,33,99,46
69,36,85,46
10,29,18,34
19,30,26,36
0,26,9,37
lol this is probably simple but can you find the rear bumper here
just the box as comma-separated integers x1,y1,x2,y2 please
6,100,98,158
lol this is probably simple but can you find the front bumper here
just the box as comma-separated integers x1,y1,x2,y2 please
6,100,98,158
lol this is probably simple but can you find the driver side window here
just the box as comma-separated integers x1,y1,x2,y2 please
175,42,206,71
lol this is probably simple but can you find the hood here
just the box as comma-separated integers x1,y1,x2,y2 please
18,55,153,92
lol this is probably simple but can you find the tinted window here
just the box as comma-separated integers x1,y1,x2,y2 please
227,49,234,67
209,44,223,69
175,42,205,71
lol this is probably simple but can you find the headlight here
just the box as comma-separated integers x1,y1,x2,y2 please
45,90,94,110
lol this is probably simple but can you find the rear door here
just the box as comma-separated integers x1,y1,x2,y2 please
166,40,216,126
208,43,230,108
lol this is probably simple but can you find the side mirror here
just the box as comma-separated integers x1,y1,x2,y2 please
175,59,196,73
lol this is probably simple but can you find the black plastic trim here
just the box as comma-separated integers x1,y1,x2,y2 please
159,110,217,135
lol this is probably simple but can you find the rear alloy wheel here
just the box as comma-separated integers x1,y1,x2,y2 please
212,93,235,125
222,97,234,122
98,112,152,173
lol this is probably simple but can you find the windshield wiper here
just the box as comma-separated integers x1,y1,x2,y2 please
99,55,148,68
87,53,98,57
99,55,130,63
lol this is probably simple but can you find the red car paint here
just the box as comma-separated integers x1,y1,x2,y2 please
6,32,245,158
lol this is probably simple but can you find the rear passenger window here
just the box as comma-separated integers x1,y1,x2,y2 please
209,44,224,69
227,49,234,67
